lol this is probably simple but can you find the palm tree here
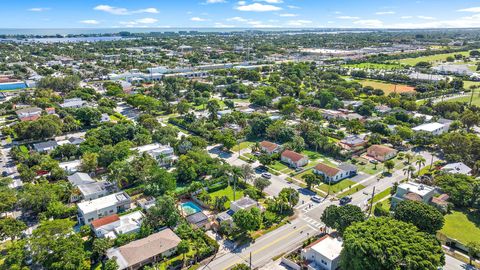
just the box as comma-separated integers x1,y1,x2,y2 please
415,156,426,173
403,165,415,181
405,153,413,164
240,164,254,183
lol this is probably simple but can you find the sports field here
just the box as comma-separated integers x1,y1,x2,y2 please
394,51,471,66
357,79,416,94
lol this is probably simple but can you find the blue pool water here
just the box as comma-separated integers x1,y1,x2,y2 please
181,201,202,216
0,82,27,90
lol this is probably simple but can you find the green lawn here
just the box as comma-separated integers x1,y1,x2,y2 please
342,62,405,70
209,185,244,208
318,179,357,194
19,145,28,153
355,157,384,175
337,183,366,198
293,169,314,181
440,210,480,244
394,51,471,66
447,89,480,106
232,141,255,152
268,161,293,174
463,81,480,89
370,187,392,204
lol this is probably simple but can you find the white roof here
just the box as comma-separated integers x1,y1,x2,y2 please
310,236,343,260
412,122,445,132
131,143,172,153
442,162,472,175
78,192,129,214
398,182,434,197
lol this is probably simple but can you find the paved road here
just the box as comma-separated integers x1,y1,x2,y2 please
444,254,477,270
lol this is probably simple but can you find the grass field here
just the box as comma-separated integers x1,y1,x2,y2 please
337,183,366,198
342,62,404,70
447,89,480,106
356,79,415,94
394,51,471,66
209,185,244,208
318,179,357,194
463,81,480,89
232,141,255,152
370,187,392,204
440,209,480,244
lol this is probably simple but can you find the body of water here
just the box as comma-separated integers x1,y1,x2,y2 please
181,201,202,216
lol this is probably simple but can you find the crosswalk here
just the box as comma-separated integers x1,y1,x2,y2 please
301,216,324,231
296,201,323,213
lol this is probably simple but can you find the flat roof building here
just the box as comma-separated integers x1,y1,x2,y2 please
77,192,131,225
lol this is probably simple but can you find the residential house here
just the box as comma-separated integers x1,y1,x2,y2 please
259,140,281,155
375,105,392,114
91,210,144,239
391,182,435,208
412,122,449,136
16,107,42,121
107,228,181,270
216,196,262,225
366,145,397,162
313,163,357,183
45,107,56,115
281,150,309,168
131,143,176,166
60,98,86,109
59,159,81,174
137,197,156,210
77,192,131,225
441,162,472,175
301,234,342,270
339,134,367,151
68,172,115,202
100,113,111,123
33,140,58,153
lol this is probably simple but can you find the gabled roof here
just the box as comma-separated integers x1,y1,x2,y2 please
368,144,396,155
281,150,306,162
260,141,279,152
314,163,340,177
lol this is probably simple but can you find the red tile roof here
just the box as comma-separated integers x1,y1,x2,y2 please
314,163,340,177
281,150,305,162
368,145,396,155
91,214,119,228
19,115,40,121
260,141,279,152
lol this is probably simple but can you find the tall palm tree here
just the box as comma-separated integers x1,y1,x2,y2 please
405,153,413,164
403,165,415,181
415,156,426,173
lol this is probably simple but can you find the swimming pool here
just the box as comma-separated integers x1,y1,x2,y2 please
181,201,202,216
0,82,27,90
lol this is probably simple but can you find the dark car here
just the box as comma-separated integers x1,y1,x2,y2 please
339,196,352,205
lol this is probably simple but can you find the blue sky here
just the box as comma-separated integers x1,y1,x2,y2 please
2,0,480,29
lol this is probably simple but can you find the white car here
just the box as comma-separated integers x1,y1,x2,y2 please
261,172,272,179
311,195,322,203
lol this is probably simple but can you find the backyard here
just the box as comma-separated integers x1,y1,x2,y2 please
209,185,244,208
440,209,480,244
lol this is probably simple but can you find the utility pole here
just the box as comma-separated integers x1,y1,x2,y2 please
249,252,252,270
368,186,376,217
470,87,475,106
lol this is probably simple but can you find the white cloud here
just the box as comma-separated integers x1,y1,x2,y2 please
417,15,435,20
400,16,413,19
238,1,247,5
279,13,297,17
376,11,395,15
191,17,208,21
28,7,50,12
79,20,100,25
227,16,249,22
287,19,312,26
236,3,282,12
353,19,384,28
214,22,235,27
457,7,480,13
255,0,283,3
337,16,360,20
287,5,300,9
120,17,158,27
94,5,159,15
136,18,158,24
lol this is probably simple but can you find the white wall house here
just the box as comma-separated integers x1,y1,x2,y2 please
131,143,176,166
391,182,435,208
77,192,131,225
412,122,449,136
301,235,342,270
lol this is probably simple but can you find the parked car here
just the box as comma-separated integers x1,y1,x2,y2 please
311,195,322,203
261,172,272,179
339,196,352,205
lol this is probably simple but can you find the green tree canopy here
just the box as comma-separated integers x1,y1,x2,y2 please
341,217,444,270
393,200,444,234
